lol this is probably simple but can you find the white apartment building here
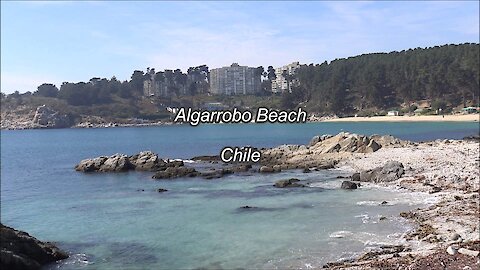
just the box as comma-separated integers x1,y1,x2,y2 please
210,63,261,95
271,62,300,93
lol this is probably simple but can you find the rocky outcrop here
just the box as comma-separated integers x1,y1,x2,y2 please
191,155,221,162
32,105,72,128
129,151,168,171
341,181,358,189
308,134,333,147
75,151,180,173
0,224,68,270
274,178,305,188
261,132,409,169
75,151,256,179
152,166,197,179
75,154,133,172
358,161,405,183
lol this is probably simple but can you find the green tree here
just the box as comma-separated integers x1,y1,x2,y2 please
35,83,59,97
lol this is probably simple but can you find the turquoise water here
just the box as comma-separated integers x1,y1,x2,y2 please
1,122,478,269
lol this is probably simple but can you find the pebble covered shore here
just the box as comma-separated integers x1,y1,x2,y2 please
326,139,480,269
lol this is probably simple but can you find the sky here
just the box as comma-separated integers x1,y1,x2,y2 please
1,1,479,94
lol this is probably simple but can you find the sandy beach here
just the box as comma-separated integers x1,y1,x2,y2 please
323,114,479,122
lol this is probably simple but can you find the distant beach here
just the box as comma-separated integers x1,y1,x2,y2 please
323,114,479,123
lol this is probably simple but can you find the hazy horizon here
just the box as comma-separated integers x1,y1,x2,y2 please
1,1,479,94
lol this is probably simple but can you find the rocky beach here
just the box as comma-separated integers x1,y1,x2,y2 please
326,137,480,268
261,132,480,268
0,224,69,270
73,132,480,268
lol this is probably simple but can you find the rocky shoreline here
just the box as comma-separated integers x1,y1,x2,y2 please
4,105,477,130
0,224,68,270
73,132,479,268
324,138,480,269
1,104,172,130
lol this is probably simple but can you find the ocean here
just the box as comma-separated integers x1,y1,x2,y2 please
1,122,478,269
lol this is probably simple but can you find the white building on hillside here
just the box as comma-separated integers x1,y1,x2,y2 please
271,62,300,93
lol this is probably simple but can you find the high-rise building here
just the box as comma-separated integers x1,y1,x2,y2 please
143,68,185,97
210,63,261,95
271,62,300,93
143,68,160,96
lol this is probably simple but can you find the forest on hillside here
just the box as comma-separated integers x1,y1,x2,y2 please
2,43,479,120
285,43,479,115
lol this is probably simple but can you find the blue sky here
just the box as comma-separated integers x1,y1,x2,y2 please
1,1,479,94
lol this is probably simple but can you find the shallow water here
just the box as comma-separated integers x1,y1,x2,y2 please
1,122,477,269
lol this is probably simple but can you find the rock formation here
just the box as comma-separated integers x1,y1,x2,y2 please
75,151,174,173
261,132,409,169
74,133,409,178
341,180,358,189
357,161,405,183
32,105,72,128
0,224,68,270
274,178,305,188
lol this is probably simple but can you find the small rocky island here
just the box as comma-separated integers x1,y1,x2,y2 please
0,224,68,270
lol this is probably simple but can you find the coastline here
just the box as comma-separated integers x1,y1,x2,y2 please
322,139,480,268
322,114,479,123
70,132,480,268
2,129,479,268
257,132,479,268
2,114,478,131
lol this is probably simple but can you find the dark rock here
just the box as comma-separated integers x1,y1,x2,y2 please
157,188,168,192
365,139,381,152
0,223,68,270
429,186,442,194
351,173,361,181
303,168,311,173
274,178,305,188
340,181,358,189
235,206,285,213
152,166,198,179
357,245,409,261
380,201,388,205
191,155,221,162
166,160,184,167
462,135,480,141
200,169,233,179
358,161,405,183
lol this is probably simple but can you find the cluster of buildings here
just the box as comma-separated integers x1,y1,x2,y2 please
143,62,301,97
